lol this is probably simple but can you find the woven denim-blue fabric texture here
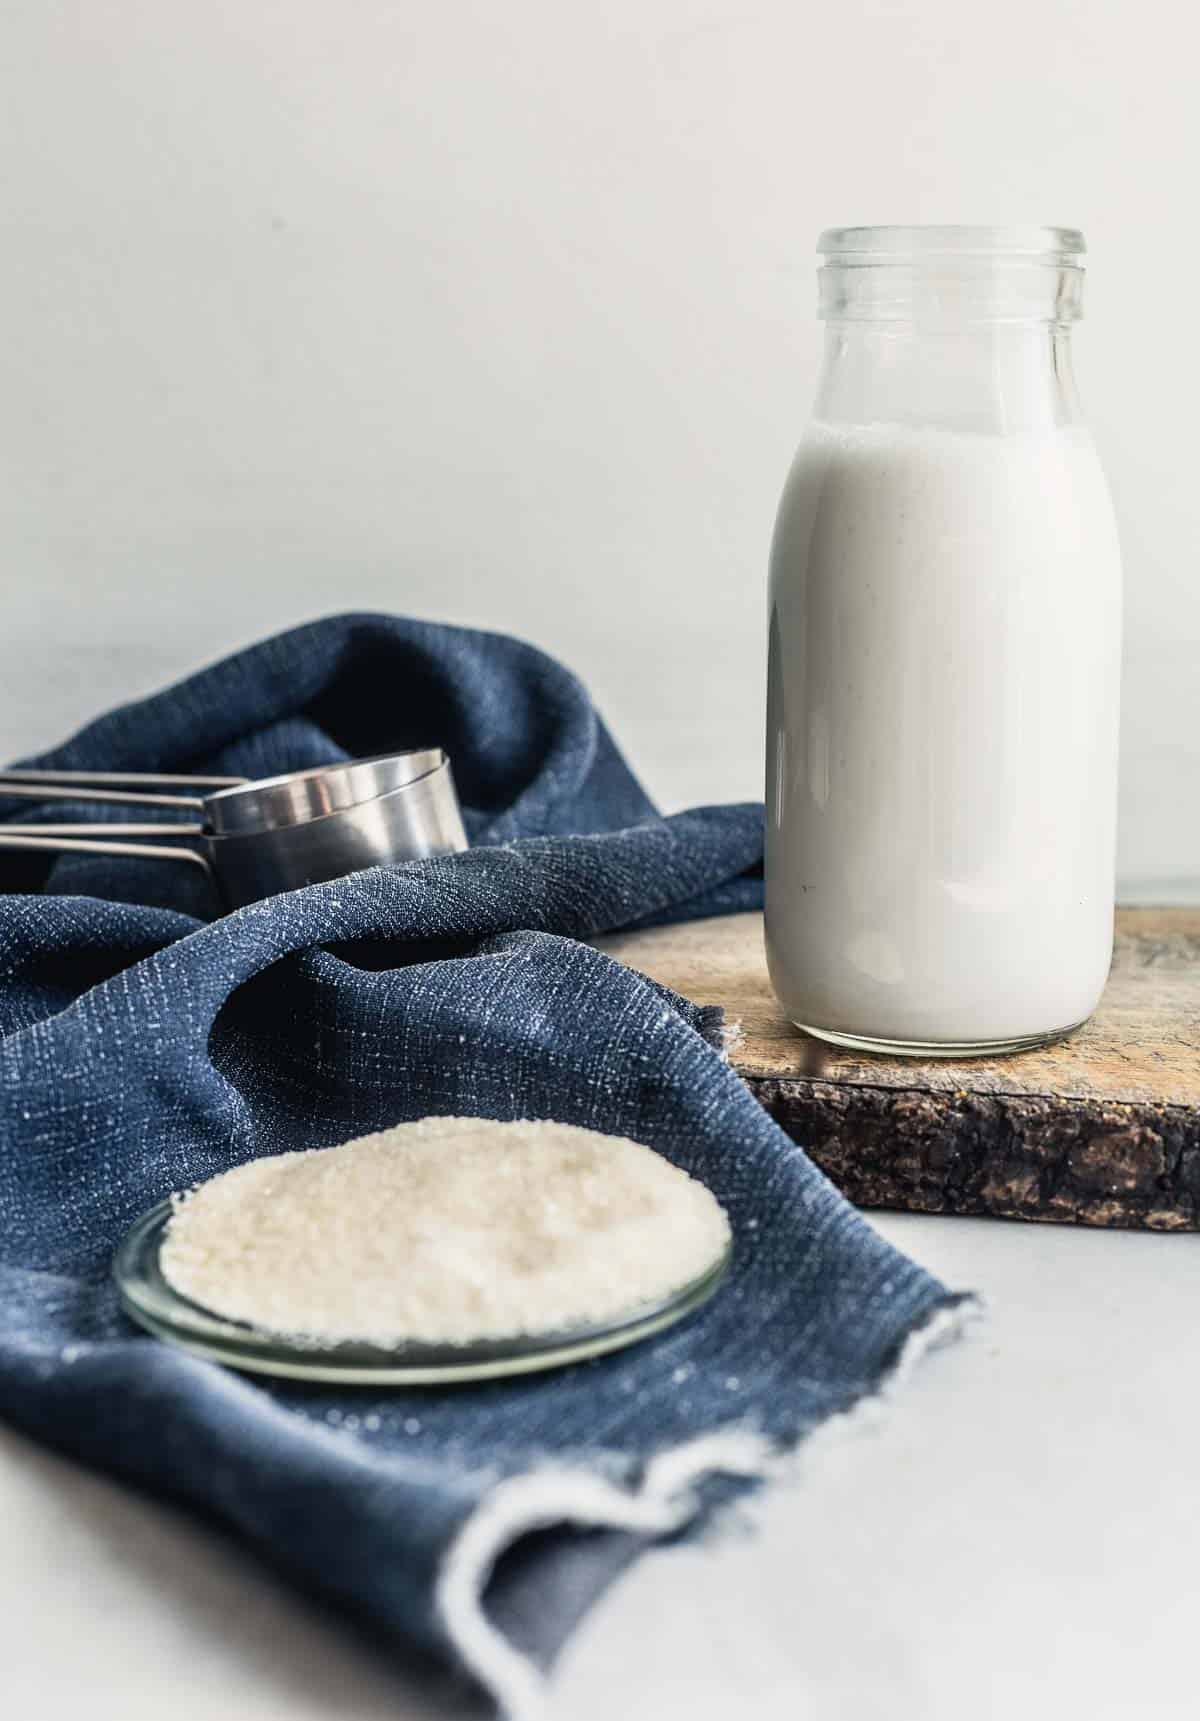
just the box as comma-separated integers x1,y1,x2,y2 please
0,613,960,1708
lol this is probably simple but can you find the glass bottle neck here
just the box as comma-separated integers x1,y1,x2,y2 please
813,322,1083,435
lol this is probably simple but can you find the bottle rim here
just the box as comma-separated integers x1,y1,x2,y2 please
818,226,1085,262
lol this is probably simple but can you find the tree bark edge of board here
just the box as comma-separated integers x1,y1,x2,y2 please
753,1077,1200,1231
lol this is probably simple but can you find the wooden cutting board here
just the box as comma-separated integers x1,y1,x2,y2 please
595,908,1200,1230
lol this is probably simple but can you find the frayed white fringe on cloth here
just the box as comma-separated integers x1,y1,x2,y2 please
718,1018,744,1061
436,1295,983,1718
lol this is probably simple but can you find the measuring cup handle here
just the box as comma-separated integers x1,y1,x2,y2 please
0,832,214,876
0,779,208,812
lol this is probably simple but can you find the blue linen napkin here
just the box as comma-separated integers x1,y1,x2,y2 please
0,614,968,1715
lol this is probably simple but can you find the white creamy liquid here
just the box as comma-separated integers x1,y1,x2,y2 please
766,419,1122,1048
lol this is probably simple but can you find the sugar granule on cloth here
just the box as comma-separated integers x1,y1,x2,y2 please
160,1116,732,1346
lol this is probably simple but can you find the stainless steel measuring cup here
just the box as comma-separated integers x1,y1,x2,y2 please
0,749,468,907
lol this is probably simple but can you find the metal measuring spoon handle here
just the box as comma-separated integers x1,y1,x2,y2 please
0,769,247,812
0,825,214,877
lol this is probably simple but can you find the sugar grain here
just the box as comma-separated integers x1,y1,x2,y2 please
160,1116,730,1347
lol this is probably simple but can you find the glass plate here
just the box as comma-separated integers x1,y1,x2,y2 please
112,1199,732,1385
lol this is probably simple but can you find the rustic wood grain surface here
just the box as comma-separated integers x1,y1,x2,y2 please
596,909,1200,1229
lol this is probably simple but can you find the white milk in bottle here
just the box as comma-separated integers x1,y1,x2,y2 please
766,228,1122,1054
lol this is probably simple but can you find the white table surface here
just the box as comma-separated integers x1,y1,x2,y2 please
4,1210,1198,1720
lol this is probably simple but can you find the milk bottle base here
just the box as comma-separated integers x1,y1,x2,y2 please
793,1018,1089,1061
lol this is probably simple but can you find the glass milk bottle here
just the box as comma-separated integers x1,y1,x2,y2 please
766,227,1122,1055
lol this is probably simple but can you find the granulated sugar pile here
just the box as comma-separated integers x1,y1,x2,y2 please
160,1116,731,1347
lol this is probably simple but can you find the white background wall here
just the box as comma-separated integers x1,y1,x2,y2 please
0,0,1195,890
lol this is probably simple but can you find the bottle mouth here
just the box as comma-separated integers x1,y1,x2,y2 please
818,225,1085,262
817,226,1086,324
